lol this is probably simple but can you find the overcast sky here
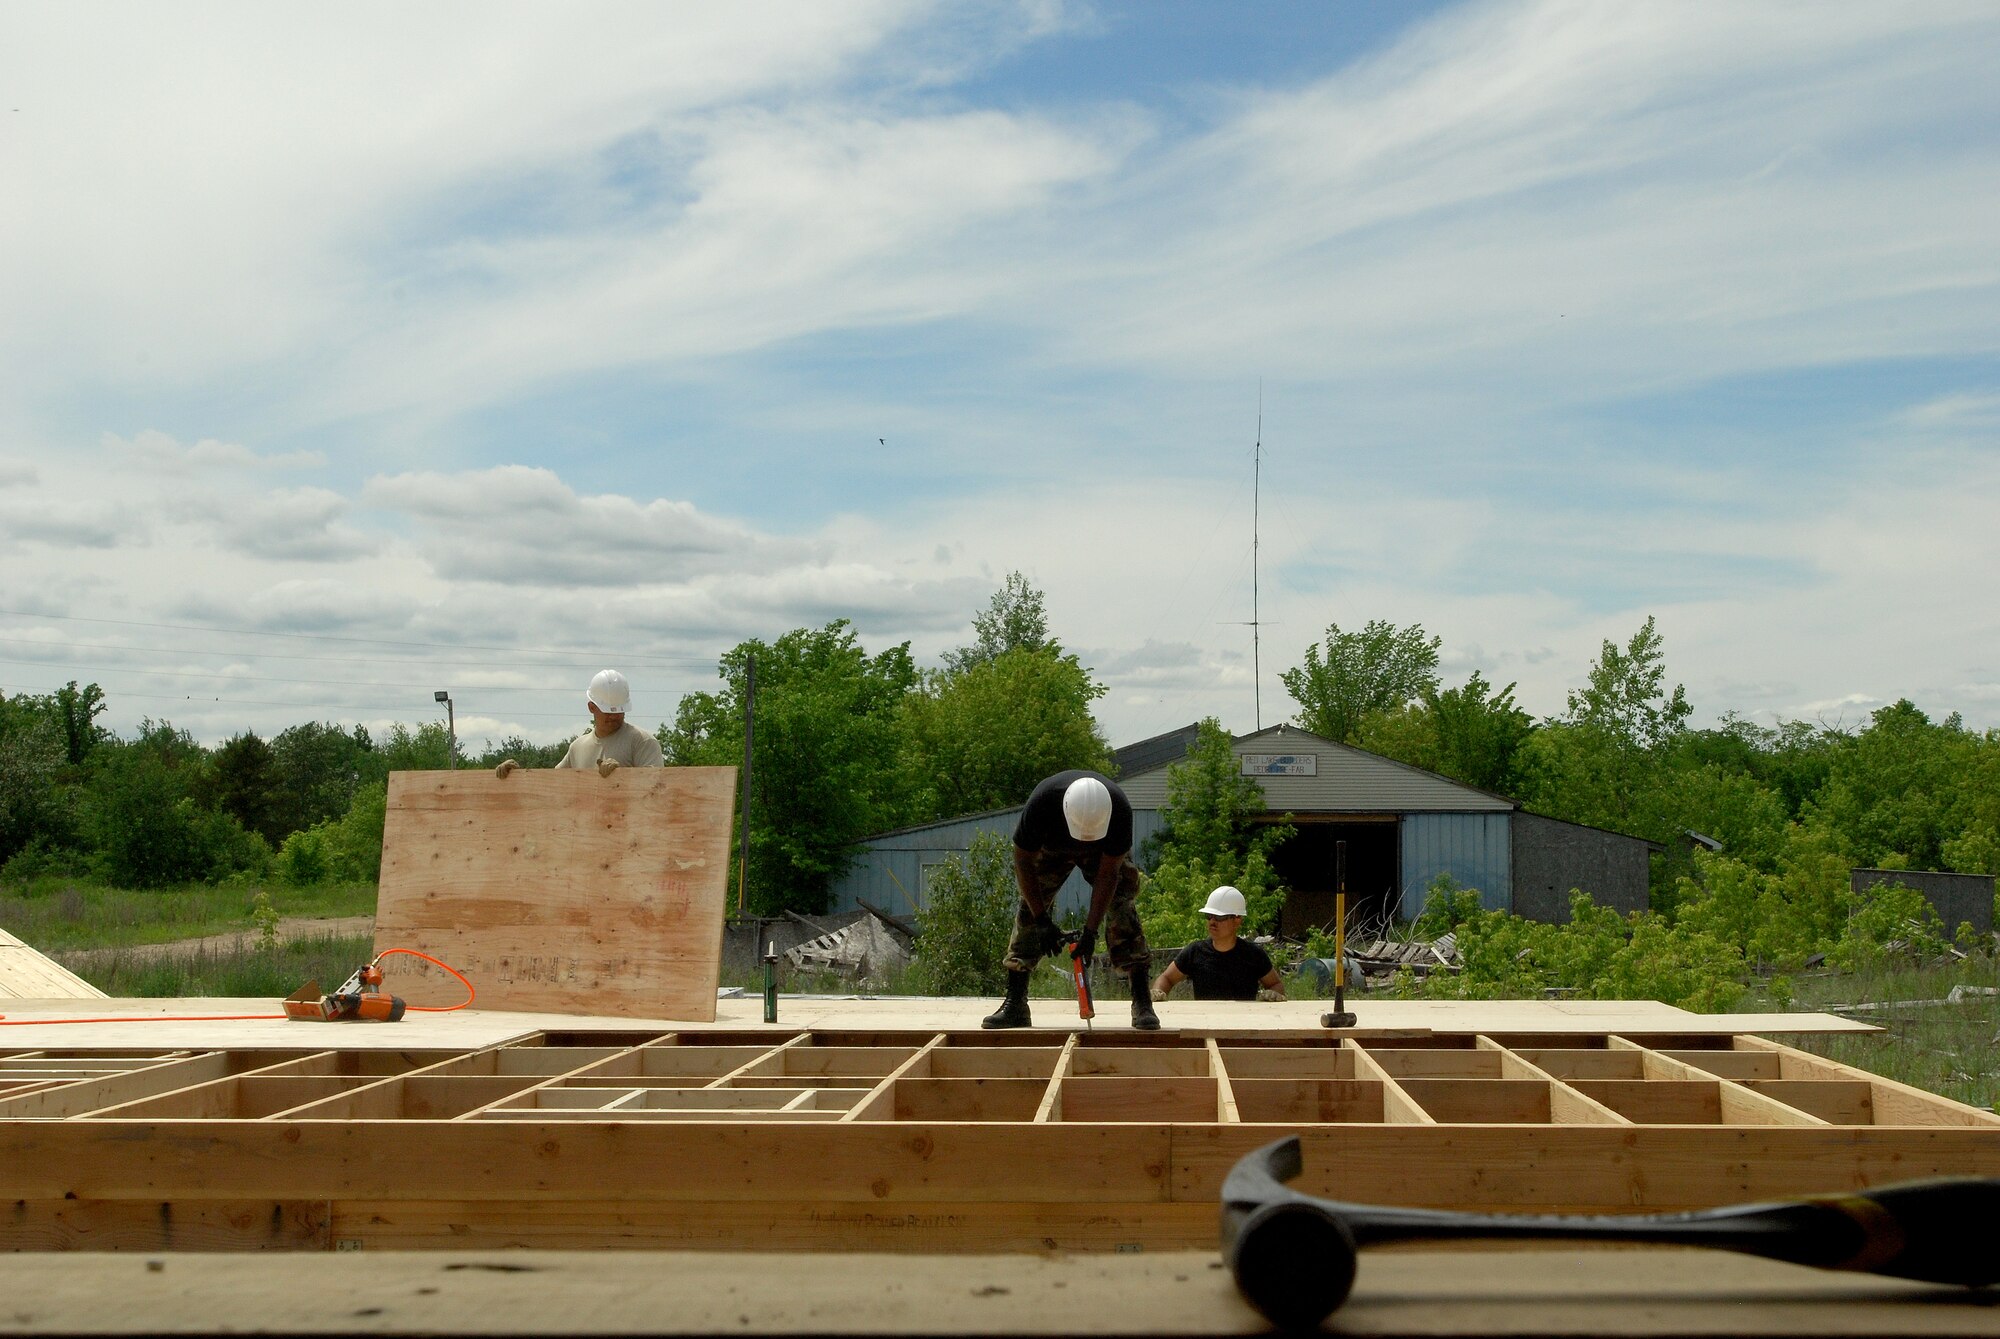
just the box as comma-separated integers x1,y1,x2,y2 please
2,0,1995,754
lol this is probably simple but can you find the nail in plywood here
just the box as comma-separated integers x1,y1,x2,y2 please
374,767,737,1020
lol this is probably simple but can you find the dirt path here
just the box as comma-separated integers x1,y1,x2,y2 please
53,916,376,969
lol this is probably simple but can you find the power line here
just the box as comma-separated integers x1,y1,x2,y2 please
0,656,661,694
0,633,708,671
0,682,594,720
0,608,718,666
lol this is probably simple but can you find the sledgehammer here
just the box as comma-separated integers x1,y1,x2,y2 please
1320,840,1355,1028
1219,1136,2000,1330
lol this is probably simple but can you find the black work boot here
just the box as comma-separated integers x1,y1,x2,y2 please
1129,971,1160,1031
981,969,1033,1030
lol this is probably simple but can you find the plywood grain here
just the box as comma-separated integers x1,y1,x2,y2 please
5,1247,1997,1336
374,768,737,1020
0,928,107,1000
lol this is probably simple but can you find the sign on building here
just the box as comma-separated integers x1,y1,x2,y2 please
1241,752,1317,776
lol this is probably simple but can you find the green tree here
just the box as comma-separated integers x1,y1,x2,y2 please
84,729,264,888
665,620,917,914
907,831,1019,995
1564,616,1690,750
375,721,454,774
52,680,109,766
0,693,65,868
211,732,284,847
474,734,570,771
268,721,374,840
1282,619,1441,743
1804,700,1988,871
1426,671,1535,794
1517,617,1691,844
1136,719,1292,948
941,571,1050,673
899,646,1113,824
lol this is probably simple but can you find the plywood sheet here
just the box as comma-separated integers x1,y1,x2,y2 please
3,1248,1998,1336
0,928,107,1000
375,768,737,1020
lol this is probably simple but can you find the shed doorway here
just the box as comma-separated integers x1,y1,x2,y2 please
1267,817,1400,937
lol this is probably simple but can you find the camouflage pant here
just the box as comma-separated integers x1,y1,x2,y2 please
1002,850,1151,975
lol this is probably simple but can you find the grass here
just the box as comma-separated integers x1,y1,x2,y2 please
57,934,379,999
1744,953,2000,1113
0,876,376,951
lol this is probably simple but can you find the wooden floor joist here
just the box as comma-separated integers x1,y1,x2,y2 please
3,1024,1996,1254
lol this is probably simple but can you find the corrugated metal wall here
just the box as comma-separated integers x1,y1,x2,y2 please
1398,812,1511,918
827,809,1169,919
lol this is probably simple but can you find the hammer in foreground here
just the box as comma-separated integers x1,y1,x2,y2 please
1220,1135,2000,1330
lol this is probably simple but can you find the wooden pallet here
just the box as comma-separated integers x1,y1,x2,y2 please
2,1026,1995,1253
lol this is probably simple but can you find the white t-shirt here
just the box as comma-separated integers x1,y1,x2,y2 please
553,721,664,770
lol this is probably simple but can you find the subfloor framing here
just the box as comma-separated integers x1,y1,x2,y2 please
4,1026,1998,1254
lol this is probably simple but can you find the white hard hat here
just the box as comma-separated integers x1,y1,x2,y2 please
1062,776,1113,842
587,668,631,716
1201,886,1248,918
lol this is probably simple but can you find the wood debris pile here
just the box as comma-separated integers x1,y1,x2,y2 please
783,912,913,983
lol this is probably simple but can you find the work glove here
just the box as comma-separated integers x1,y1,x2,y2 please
1069,925,1098,969
1150,981,1171,1002
494,759,519,779
596,757,620,777
1255,987,1285,1003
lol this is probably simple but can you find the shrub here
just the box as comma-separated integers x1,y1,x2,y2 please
907,832,1019,996
321,782,387,882
1590,915,1745,1012
1831,880,1947,969
277,828,329,886
88,752,212,889
273,782,385,886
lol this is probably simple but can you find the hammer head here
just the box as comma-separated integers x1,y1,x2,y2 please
1219,1137,1358,1328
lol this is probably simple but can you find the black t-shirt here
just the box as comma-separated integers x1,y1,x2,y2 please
1012,769,1133,861
1173,939,1275,1001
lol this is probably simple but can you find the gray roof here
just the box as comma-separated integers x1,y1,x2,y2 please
1117,723,1515,814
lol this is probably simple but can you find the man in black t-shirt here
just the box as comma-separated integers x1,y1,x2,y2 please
1150,885,1284,1002
980,769,1159,1031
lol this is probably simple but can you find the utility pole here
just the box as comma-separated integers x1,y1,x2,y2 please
434,690,456,768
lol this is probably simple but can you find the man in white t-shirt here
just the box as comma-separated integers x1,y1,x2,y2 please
495,669,663,778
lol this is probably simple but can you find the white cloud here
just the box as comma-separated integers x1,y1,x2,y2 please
0,501,136,549
1898,393,2000,431
213,487,378,562
104,430,327,475
2,0,1997,755
363,466,816,584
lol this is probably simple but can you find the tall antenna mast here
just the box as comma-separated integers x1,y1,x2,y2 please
1252,383,1262,731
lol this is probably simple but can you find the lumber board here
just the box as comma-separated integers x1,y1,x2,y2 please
1739,1034,2000,1126
0,1121,1179,1203
1167,1123,2000,1208
374,768,737,1020
1348,1041,1435,1123
0,1200,330,1251
6,1247,2000,1337
0,1052,239,1118
326,1200,1215,1253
